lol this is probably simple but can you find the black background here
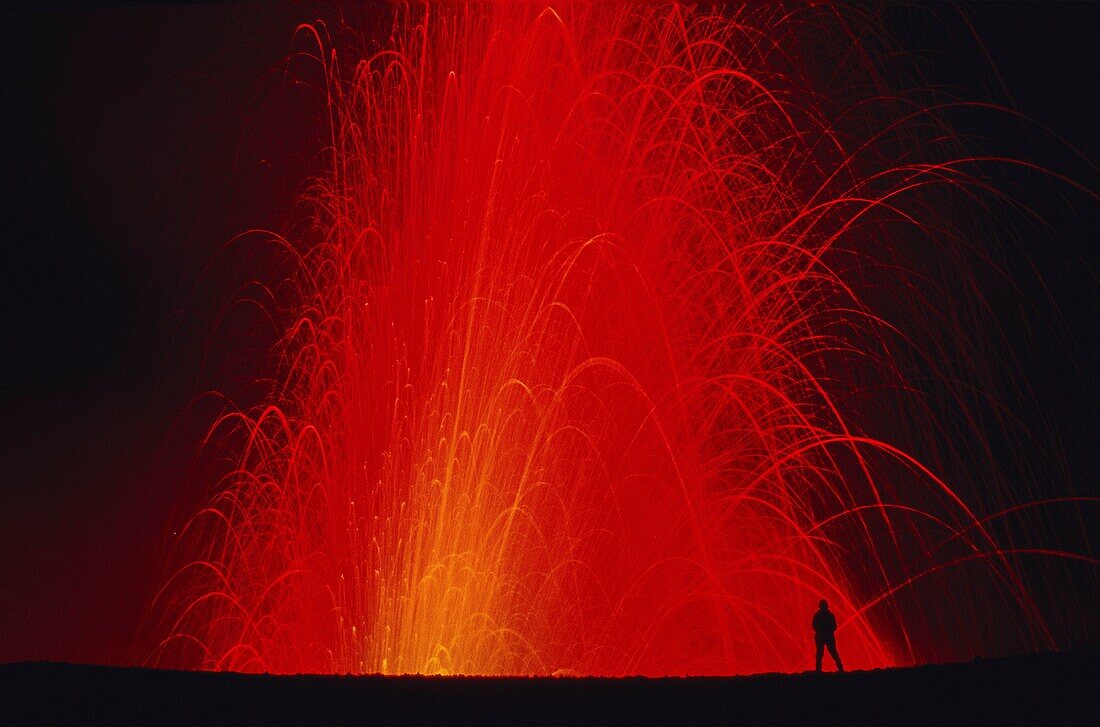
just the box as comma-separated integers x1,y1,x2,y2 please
0,2,1096,666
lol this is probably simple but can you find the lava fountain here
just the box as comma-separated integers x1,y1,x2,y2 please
147,4,1095,675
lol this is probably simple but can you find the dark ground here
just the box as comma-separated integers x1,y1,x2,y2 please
1,649,1096,725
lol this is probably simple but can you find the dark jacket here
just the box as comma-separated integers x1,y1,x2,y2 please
812,609,837,639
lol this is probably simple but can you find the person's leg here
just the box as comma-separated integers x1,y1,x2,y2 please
827,640,843,672
815,639,824,672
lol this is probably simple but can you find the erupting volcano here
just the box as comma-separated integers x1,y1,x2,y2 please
146,4,1097,676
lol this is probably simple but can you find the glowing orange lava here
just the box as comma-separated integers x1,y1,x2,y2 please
149,4,1083,675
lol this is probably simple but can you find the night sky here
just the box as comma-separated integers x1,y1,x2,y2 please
0,2,1097,666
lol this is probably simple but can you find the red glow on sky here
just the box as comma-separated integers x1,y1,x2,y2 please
142,4,1097,676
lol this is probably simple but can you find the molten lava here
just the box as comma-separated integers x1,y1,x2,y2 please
149,4,1091,675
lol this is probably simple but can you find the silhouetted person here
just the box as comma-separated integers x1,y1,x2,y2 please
812,599,843,673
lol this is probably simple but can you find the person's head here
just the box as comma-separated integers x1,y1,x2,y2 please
819,599,828,611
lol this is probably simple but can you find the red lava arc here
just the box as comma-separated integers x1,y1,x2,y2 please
148,4,1089,675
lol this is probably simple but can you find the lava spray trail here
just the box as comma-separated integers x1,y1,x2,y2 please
149,4,1097,675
